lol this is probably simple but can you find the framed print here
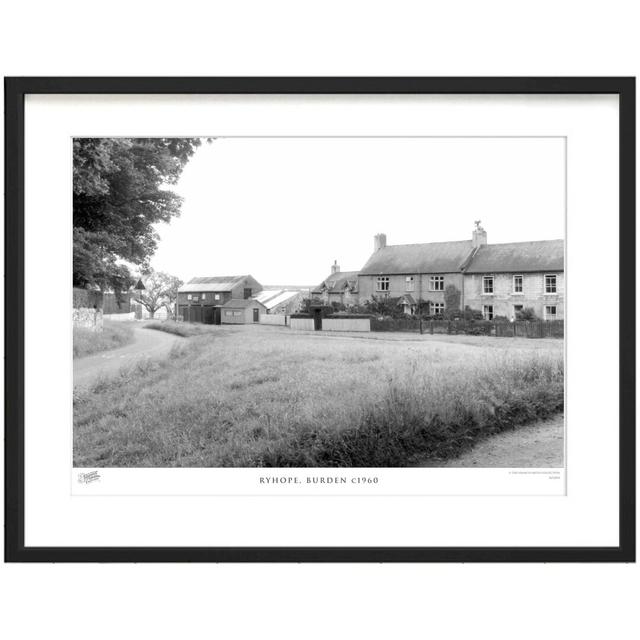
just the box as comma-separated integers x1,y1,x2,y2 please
4,77,635,562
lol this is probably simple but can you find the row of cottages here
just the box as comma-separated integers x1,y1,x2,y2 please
315,224,564,320
176,275,265,324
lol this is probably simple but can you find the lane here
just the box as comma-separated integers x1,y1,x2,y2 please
421,414,565,468
74,323,181,388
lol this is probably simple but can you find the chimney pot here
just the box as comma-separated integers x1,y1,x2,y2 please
331,260,340,275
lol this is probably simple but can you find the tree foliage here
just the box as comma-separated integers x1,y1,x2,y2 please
443,284,461,318
73,138,202,292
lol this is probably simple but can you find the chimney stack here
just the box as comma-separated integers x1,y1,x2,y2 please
331,260,340,275
374,233,387,252
472,221,487,248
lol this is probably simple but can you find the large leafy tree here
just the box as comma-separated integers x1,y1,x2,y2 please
133,269,183,319
73,138,201,293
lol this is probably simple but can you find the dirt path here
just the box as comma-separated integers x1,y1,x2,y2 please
424,414,565,468
74,324,181,389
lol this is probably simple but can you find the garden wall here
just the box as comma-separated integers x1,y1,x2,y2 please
73,308,103,332
322,318,371,332
260,314,288,326
103,312,135,322
290,318,314,331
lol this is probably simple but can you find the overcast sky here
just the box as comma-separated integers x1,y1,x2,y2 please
151,137,565,286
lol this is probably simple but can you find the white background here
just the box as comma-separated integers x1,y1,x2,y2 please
1,1,638,639
27,95,611,546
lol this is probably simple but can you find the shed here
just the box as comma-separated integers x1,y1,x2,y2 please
220,298,266,324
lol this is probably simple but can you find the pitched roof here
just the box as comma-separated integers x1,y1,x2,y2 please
465,240,564,273
179,275,251,293
254,289,302,310
312,271,359,294
221,298,266,309
359,240,474,275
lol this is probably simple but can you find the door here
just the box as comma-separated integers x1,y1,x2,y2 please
213,308,221,325
202,307,214,324
313,308,322,330
253,308,260,323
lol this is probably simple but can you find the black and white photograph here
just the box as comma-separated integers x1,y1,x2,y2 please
72,135,565,470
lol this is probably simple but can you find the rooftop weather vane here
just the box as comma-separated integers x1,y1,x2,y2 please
474,219,482,229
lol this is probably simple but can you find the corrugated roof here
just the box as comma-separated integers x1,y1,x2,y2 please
312,271,359,294
253,289,285,305
466,240,564,273
359,241,473,275
178,275,249,293
257,290,302,310
221,298,266,309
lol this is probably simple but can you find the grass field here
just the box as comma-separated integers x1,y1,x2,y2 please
145,320,219,337
73,320,135,359
73,325,564,467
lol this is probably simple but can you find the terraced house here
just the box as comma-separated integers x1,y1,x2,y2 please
355,223,564,320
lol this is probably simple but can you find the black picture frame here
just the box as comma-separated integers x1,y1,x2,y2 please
4,77,635,563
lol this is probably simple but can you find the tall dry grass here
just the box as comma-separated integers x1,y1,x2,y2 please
73,320,135,359
73,328,563,467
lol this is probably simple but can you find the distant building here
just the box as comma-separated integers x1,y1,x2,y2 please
311,261,359,307
221,298,267,324
177,275,262,324
254,289,304,315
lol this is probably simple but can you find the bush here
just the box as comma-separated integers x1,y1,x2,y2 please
516,307,537,321
463,306,484,321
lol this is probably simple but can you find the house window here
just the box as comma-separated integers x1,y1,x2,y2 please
376,276,390,291
187,294,192,301
545,305,558,320
431,302,445,315
192,295,199,303
405,276,415,292
429,276,444,291
513,304,524,318
214,293,220,301
513,275,523,293
483,276,494,294
244,288,252,299
483,305,494,320
224,310,233,316
202,293,206,300
545,274,557,294
233,311,242,316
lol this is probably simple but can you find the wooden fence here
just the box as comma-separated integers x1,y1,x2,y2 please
370,317,564,338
